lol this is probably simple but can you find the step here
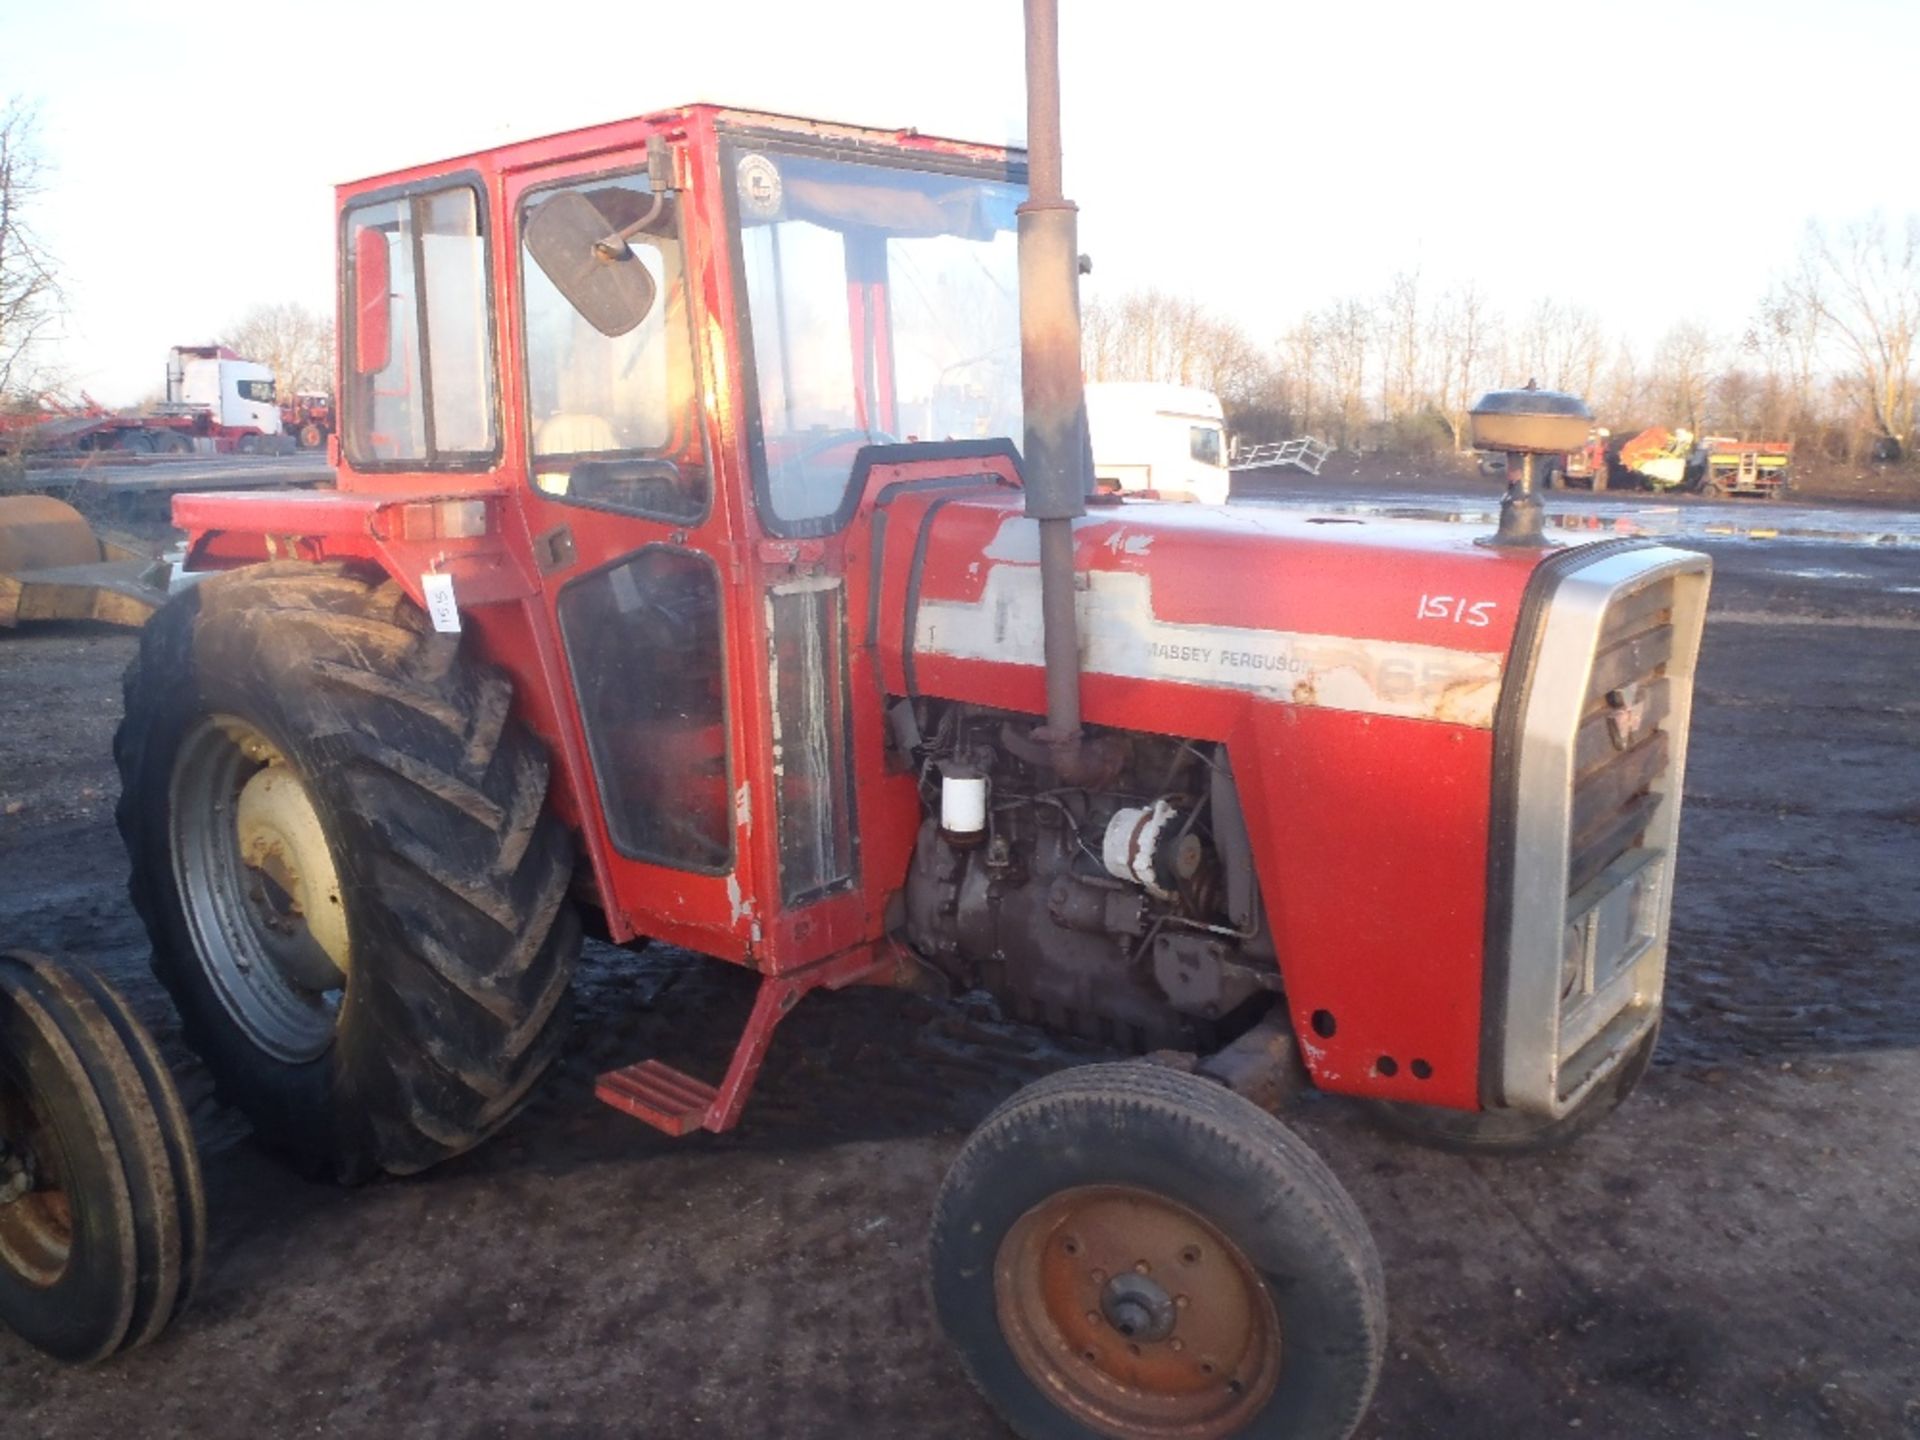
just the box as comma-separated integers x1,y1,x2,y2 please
594,1059,718,1137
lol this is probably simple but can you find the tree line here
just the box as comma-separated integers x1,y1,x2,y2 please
1083,214,1920,466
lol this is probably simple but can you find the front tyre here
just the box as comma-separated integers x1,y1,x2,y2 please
115,563,580,1181
932,1062,1385,1440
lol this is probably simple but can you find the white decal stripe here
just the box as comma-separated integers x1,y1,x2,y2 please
915,564,1504,728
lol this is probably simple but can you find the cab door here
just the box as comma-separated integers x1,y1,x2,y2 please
503,146,761,961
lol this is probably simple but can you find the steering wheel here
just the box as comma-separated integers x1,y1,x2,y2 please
793,427,897,466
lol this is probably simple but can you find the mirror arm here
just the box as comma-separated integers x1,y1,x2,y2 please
592,192,667,261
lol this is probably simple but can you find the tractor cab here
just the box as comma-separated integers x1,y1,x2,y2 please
318,110,1037,981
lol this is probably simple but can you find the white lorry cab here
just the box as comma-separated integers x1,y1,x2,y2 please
1084,382,1230,505
165,346,284,437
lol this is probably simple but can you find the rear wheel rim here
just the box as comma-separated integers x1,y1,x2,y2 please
0,1062,73,1288
994,1184,1283,1438
169,716,350,1063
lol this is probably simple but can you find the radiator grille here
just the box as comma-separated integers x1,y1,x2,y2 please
1568,577,1675,898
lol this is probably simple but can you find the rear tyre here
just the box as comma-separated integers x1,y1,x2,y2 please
298,423,324,450
115,563,580,1181
1370,1021,1659,1155
0,952,193,1362
932,1061,1386,1440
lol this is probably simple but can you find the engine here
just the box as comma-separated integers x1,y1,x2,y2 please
896,701,1280,1052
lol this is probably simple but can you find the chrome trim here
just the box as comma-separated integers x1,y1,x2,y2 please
1500,545,1711,1117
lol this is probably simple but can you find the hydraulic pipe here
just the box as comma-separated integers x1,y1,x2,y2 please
1018,0,1090,752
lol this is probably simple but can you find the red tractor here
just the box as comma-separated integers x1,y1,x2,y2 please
112,11,1711,1434
279,391,335,450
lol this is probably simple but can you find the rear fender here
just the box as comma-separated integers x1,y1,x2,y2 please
175,489,536,610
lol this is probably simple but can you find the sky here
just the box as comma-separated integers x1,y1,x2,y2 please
3,0,1916,403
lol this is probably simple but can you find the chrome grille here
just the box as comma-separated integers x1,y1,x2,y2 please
1569,576,1675,896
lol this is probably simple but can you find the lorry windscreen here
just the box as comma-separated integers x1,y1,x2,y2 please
729,144,1023,534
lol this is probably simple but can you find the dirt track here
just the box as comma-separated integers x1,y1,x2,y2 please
1,539,1917,1438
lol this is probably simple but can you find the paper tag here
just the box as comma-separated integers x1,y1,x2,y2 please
421,572,461,633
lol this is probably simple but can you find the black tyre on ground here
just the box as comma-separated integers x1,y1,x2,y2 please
0,951,201,1362
1370,1021,1659,1155
115,563,580,1182
932,1061,1386,1440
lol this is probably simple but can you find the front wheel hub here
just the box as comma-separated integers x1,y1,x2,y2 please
995,1184,1283,1438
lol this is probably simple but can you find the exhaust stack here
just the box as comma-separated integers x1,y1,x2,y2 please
1018,0,1092,766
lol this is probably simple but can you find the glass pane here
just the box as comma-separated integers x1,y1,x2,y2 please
1189,425,1222,467
346,199,426,463
733,146,1022,530
420,188,495,454
344,186,496,466
768,578,855,903
522,173,708,521
557,549,730,872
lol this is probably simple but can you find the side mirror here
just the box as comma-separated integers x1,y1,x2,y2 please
525,191,658,338
353,226,392,375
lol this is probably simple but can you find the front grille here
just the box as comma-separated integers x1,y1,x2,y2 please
1492,547,1710,1118
1568,577,1675,896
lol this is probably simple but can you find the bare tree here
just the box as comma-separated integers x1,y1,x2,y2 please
1377,269,1422,420
1317,298,1372,450
218,301,335,401
0,99,61,406
1429,282,1498,449
1791,215,1920,455
1649,322,1715,434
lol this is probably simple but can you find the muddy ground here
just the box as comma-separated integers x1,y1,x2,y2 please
1,539,1917,1438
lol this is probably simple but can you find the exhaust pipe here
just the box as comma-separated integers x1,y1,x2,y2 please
1018,0,1095,774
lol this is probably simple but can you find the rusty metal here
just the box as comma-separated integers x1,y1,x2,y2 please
595,941,897,1135
994,1183,1283,1437
1019,0,1092,765
1194,1016,1308,1114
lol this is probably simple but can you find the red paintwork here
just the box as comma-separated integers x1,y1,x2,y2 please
171,104,1562,1125
595,941,898,1134
872,494,1538,1108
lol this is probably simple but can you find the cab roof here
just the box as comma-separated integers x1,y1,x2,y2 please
339,103,1025,202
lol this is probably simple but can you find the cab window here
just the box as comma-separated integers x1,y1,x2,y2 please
343,184,497,467
1190,425,1223,467
520,172,708,522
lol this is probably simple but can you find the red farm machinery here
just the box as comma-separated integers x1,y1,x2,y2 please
82,6,1712,1432
0,347,287,459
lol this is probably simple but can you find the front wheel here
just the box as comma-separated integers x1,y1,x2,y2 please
932,1062,1385,1440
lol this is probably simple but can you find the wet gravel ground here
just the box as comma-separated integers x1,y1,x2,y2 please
0,539,1916,1438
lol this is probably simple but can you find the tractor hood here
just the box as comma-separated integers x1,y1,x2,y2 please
873,492,1558,734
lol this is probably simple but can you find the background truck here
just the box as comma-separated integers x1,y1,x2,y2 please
103,11,1710,1434
1084,380,1230,503
1546,428,1610,490
0,346,285,456
1698,435,1792,498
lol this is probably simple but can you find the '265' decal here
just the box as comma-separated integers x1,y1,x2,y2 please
1418,594,1496,627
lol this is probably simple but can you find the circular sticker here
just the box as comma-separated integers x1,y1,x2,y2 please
736,152,783,220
